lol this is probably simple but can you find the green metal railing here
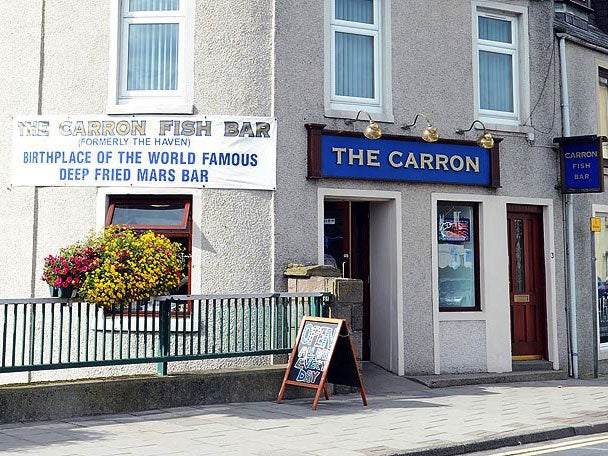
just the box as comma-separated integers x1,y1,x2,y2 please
0,292,329,375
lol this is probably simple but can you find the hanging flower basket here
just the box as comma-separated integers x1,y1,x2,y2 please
49,285,75,299
42,226,185,309
42,243,99,299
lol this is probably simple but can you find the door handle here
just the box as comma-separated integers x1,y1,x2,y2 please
342,261,347,278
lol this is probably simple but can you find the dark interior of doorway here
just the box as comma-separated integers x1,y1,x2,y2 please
324,201,370,360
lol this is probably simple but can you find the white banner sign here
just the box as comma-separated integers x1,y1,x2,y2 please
11,115,277,190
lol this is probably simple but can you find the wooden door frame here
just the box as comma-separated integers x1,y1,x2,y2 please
507,204,548,360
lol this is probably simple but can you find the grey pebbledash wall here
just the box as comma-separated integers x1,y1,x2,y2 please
0,0,572,381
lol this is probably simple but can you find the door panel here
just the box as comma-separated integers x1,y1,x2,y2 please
507,205,547,359
324,200,371,360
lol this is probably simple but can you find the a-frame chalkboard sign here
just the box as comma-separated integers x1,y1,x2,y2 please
277,316,367,410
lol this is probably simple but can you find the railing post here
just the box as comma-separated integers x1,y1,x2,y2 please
157,299,170,376
321,292,331,317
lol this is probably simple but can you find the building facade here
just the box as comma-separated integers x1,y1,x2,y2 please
1,0,575,383
555,0,608,377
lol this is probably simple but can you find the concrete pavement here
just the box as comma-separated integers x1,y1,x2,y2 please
1,364,608,455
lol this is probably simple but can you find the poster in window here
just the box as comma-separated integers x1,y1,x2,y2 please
438,218,470,242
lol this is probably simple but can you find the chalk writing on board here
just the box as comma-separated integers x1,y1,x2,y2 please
293,324,336,384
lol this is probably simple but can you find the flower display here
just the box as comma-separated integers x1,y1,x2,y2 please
42,226,185,308
77,226,184,308
42,243,99,289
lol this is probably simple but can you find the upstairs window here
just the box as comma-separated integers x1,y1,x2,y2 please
477,13,518,122
108,0,194,114
326,0,392,121
473,3,528,126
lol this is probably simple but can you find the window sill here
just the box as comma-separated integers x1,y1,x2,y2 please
106,103,194,115
324,107,394,124
438,311,486,321
478,120,535,141
599,344,608,361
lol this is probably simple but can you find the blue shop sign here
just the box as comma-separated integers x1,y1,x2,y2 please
306,124,500,188
556,135,604,194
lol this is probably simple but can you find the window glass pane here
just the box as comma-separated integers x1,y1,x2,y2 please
479,50,514,112
514,219,526,293
599,77,608,160
111,202,186,226
437,203,477,310
595,214,608,344
127,23,178,91
335,32,374,98
129,0,179,12
335,0,374,24
478,16,512,43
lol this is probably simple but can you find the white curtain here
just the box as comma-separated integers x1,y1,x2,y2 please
335,32,374,98
127,23,179,91
335,0,373,23
478,16,513,113
129,0,178,11
334,0,375,99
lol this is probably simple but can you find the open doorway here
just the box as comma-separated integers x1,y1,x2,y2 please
322,194,402,374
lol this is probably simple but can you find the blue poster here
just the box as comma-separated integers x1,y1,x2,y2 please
319,134,494,186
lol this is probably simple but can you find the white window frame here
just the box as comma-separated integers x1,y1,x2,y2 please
107,0,195,114
324,0,393,122
592,204,608,360
597,66,608,164
472,1,529,127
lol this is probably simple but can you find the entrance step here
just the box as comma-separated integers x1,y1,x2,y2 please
407,369,568,388
512,360,554,371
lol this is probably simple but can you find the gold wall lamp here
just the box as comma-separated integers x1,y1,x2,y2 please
401,113,439,142
344,111,382,139
455,120,495,149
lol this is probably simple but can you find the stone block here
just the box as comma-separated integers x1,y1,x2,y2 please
350,330,363,360
329,303,351,322
292,276,329,293
334,279,363,304
351,304,363,331
283,264,341,278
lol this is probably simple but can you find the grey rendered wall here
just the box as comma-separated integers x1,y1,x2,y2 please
0,1,275,301
563,40,608,377
0,1,275,383
273,0,567,374
0,2,41,298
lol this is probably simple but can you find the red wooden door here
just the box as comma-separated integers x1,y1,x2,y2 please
507,205,547,360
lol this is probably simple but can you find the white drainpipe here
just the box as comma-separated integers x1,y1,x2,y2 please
558,34,579,379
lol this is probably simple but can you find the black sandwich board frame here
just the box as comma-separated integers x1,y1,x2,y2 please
277,316,368,410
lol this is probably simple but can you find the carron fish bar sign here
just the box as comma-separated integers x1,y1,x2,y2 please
11,115,277,190
555,135,604,194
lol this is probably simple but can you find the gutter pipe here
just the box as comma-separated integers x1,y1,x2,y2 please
558,34,579,379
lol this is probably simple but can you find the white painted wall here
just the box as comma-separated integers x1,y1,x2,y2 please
370,200,398,371
432,194,558,374
317,188,404,375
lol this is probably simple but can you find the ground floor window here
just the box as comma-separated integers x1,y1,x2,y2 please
594,212,608,345
106,194,192,313
437,201,480,311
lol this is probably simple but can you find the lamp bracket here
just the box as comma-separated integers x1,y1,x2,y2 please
401,113,432,131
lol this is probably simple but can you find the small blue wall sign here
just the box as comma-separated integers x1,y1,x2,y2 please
306,124,500,188
556,135,604,194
